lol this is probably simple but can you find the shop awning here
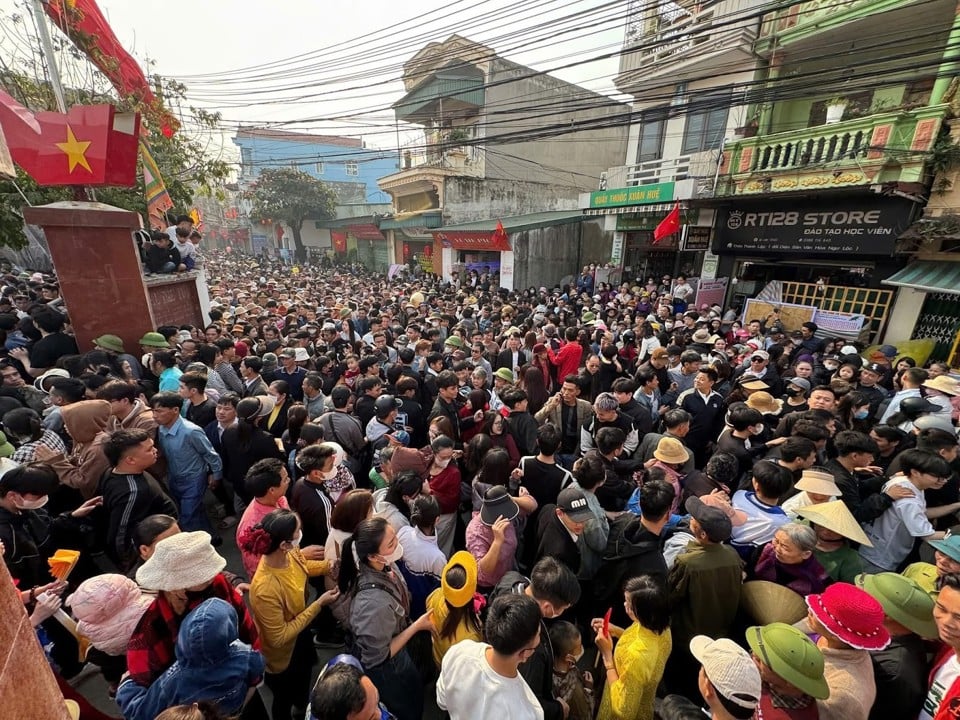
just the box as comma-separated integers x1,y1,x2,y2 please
433,210,585,252
378,210,443,230
345,223,384,241
433,210,584,234
882,261,960,295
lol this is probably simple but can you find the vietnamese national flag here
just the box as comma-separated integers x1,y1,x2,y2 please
492,220,511,251
653,203,681,244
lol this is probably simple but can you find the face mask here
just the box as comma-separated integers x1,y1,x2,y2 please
824,362,839,371
785,387,801,397
16,495,48,510
750,424,764,436
290,532,302,548
854,409,870,420
567,647,585,665
435,457,451,469
379,544,404,565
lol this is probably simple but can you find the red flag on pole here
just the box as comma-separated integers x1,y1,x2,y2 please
491,220,511,250
653,203,681,244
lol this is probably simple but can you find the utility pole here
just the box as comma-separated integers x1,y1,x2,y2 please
30,0,68,113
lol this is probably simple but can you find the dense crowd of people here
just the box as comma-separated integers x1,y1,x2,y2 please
5,238,960,720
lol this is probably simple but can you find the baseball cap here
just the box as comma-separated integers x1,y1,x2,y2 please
750,349,770,361
788,377,811,393
374,395,402,417
862,362,885,375
689,636,761,712
685,496,732,542
557,487,593,522
279,347,297,358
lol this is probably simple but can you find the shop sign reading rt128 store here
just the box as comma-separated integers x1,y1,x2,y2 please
714,197,916,255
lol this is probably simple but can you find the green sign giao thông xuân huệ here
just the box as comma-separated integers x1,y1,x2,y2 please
589,182,675,209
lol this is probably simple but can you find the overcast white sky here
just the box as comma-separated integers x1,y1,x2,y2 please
0,0,628,161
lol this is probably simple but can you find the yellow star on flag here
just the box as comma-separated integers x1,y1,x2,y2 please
55,125,92,174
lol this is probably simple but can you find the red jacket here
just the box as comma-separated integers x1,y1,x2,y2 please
428,464,461,515
548,341,581,383
928,644,960,720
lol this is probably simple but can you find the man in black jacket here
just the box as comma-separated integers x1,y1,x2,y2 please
502,387,538,457
495,331,528,372
429,369,482,444
99,428,177,571
492,557,581,720
535,487,594,576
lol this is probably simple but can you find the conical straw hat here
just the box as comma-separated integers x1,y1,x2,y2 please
796,500,872,547
741,581,808,625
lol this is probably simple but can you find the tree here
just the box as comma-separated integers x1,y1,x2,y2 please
0,7,232,247
0,71,232,244
247,168,337,262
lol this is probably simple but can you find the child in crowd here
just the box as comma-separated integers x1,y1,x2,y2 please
549,621,594,720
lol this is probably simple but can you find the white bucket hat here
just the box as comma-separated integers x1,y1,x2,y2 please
136,531,226,591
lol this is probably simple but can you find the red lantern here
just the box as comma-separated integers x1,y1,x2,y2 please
402,243,410,259
423,244,433,257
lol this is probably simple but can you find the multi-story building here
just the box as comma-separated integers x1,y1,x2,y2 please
711,0,956,345
600,0,958,347
377,35,629,289
587,0,764,283
233,128,396,264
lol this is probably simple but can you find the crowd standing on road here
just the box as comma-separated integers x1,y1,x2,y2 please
6,246,960,720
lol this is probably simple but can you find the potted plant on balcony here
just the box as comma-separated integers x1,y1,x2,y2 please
825,97,849,124
444,127,470,168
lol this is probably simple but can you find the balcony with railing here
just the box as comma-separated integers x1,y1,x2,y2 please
616,0,759,92
755,0,934,54
718,104,949,196
606,155,693,189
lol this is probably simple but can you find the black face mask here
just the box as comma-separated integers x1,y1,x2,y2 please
785,387,802,397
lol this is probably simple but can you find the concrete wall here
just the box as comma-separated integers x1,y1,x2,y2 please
885,286,927,343
511,218,610,290
443,176,581,224
278,222,331,250
482,59,628,189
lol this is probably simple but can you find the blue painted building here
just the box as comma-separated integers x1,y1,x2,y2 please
233,127,399,204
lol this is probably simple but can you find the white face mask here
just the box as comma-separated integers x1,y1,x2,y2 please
290,532,302,548
379,544,404,565
750,424,764,436
16,495,48,510
435,457,451,469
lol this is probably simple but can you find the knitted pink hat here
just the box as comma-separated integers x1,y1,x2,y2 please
806,583,890,651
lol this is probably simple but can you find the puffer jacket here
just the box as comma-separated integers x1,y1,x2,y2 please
69,573,152,656
45,400,112,498
116,598,264,720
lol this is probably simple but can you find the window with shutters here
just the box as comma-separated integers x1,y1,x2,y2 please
681,91,730,154
636,108,668,163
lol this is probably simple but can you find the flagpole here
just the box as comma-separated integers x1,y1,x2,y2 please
30,0,68,113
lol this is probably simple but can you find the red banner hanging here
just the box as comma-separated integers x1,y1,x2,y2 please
45,0,180,136
332,231,347,253
434,230,511,252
